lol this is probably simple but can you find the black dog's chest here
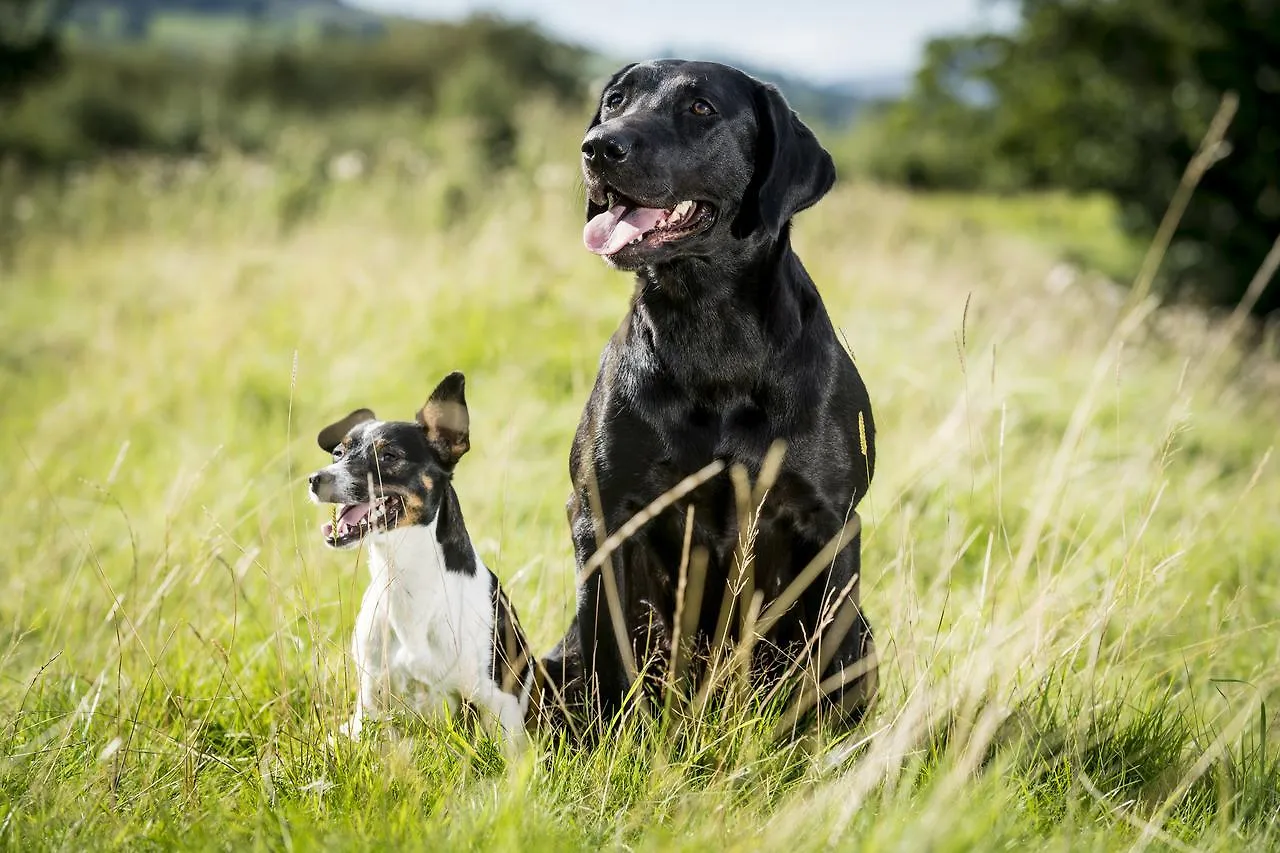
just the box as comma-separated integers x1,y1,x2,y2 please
641,396,824,558
674,397,768,462
627,367,775,470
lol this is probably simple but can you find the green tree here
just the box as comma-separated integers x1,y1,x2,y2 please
0,0,68,100
874,0,1280,315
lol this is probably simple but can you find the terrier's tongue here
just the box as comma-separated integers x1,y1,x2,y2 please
583,204,667,255
338,502,370,528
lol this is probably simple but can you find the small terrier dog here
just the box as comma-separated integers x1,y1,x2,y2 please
308,372,537,746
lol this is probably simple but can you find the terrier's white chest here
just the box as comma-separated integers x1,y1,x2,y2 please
348,523,496,724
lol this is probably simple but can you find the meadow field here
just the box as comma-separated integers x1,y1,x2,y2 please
1,113,1278,850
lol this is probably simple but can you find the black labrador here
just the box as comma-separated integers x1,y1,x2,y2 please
541,59,877,731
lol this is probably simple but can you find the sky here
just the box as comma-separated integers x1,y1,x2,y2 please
349,0,1016,83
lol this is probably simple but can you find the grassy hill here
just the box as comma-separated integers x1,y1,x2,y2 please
61,0,385,46
1,13,590,169
0,106,1277,849
54,3,899,127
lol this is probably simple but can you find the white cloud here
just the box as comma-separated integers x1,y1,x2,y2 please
350,0,1015,81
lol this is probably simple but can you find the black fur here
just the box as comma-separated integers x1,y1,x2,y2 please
435,486,477,577
489,573,534,695
544,59,878,731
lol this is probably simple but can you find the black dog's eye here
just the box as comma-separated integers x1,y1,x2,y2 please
603,90,625,110
379,448,402,464
332,446,345,461
690,98,716,117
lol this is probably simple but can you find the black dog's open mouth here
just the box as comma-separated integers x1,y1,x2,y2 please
584,189,716,256
321,494,405,548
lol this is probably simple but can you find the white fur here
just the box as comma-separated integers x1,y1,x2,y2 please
339,518,528,747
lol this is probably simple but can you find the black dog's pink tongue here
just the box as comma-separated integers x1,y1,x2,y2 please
584,204,666,255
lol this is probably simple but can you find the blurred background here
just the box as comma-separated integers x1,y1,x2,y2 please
2,0,1278,315
3,4,1280,847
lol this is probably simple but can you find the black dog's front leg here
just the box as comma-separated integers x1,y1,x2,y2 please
571,499,633,723
577,573,632,722
574,504,680,725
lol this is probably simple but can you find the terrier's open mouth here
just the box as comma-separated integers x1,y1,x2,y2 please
583,189,716,256
321,494,405,548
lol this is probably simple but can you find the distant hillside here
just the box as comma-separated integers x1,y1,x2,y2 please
54,4,909,126
61,0,385,44
4,13,590,169
752,68,910,128
599,50,909,128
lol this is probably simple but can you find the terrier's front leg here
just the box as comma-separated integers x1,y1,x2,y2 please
340,587,395,741
470,682,529,752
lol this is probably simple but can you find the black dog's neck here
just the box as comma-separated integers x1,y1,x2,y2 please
640,229,784,293
627,231,815,393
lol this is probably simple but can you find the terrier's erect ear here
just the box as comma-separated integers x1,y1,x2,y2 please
317,408,376,453
416,372,470,468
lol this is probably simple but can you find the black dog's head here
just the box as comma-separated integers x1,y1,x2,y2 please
581,59,836,270
308,372,470,549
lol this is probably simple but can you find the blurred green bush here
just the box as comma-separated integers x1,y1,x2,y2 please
0,14,589,169
845,0,1280,316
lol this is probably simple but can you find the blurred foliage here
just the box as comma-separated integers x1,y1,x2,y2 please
0,0,67,99
854,0,1280,315
0,14,589,169
60,0,386,42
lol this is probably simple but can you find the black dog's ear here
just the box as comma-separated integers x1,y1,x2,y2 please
416,372,470,467
317,408,375,453
585,62,637,222
733,83,837,239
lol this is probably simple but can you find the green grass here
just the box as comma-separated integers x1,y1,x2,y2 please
907,189,1146,284
1,115,1278,850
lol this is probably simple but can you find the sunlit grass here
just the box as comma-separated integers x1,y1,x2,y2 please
1,114,1277,850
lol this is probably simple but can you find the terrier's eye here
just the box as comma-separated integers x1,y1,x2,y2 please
379,448,401,464
604,90,625,109
690,98,716,117
332,446,345,461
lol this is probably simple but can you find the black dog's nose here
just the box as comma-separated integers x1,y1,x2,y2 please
582,127,634,164
308,471,329,489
